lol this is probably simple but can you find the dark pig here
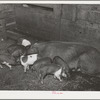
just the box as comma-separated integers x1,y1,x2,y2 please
28,41,100,76
38,63,67,84
7,44,27,62
0,54,17,69
27,41,94,63
31,57,52,72
78,48,100,77
53,56,70,77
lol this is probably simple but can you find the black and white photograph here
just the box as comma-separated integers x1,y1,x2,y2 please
0,1,100,98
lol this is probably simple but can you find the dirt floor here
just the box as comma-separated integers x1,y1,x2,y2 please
0,38,100,91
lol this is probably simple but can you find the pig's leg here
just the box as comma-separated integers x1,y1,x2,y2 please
56,75,62,81
40,75,45,84
24,65,27,72
27,65,29,70
31,66,35,72
39,72,46,84
67,72,70,78
0,64,3,68
39,73,44,84
2,61,12,70
38,70,43,83
38,73,41,80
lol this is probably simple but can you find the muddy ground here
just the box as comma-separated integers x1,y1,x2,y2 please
0,38,100,91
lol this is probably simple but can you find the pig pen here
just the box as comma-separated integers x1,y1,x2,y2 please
0,38,100,91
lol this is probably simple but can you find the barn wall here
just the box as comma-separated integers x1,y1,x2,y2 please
0,4,15,39
15,4,61,40
14,4,100,47
0,4,15,28
60,4,100,46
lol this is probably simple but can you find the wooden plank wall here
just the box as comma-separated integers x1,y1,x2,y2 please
13,4,100,49
0,4,16,39
0,4,16,29
15,4,62,41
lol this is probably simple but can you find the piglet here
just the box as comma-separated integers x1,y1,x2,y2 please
39,63,67,84
53,56,70,78
7,44,27,62
31,57,52,72
0,54,16,70
20,54,38,72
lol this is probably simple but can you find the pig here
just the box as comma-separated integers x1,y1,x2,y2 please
7,44,27,63
27,41,94,62
20,54,38,72
27,41,93,68
17,38,32,50
0,54,16,69
27,41,100,76
38,63,67,84
17,38,31,47
53,56,70,78
31,57,52,72
68,56,80,72
78,48,100,77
